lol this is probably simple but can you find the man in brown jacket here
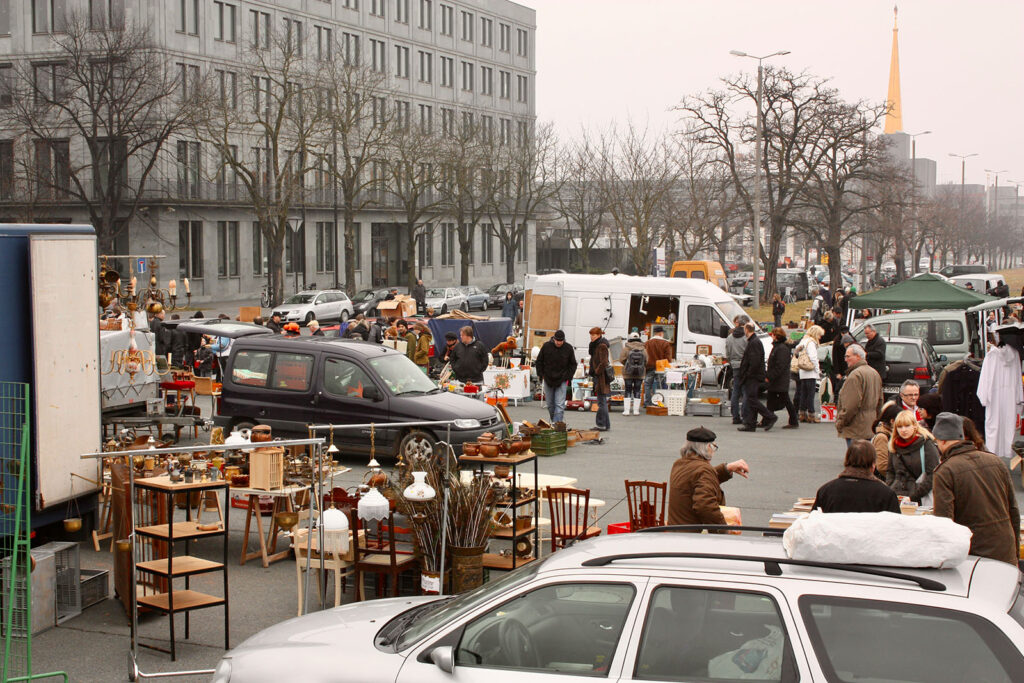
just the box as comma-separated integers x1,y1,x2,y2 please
589,327,612,431
643,326,674,407
932,412,1020,565
836,344,882,446
668,427,750,529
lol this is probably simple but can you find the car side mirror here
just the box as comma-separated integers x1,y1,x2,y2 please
362,385,383,401
430,646,454,673
719,324,730,339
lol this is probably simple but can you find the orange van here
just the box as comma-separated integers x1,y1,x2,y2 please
669,260,729,291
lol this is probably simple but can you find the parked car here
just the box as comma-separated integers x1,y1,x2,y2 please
458,285,490,312
939,263,989,277
271,290,354,325
729,271,752,291
852,310,979,361
485,283,523,309
425,287,468,314
850,333,945,397
950,273,1008,297
351,287,410,317
184,326,502,456
210,528,1024,683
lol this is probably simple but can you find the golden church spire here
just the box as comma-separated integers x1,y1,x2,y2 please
884,5,903,134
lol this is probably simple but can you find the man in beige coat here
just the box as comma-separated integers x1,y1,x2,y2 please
836,344,882,446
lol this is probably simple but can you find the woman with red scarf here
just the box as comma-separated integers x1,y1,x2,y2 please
888,409,940,505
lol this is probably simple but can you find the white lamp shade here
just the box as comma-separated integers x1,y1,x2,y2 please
357,487,390,521
367,457,381,469
403,471,436,501
320,508,350,531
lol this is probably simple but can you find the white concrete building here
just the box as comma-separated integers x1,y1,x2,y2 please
0,0,537,302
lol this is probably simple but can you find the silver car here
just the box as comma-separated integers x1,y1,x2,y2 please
210,529,1024,682
424,287,468,314
270,290,354,325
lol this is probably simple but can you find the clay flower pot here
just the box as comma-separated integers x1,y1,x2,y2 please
479,442,499,458
462,442,480,456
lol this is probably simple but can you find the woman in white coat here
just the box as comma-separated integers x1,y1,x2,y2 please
795,325,824,423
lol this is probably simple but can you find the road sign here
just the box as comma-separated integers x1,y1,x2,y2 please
137,257,146,273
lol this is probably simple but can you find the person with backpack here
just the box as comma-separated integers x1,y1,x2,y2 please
619,332,648,416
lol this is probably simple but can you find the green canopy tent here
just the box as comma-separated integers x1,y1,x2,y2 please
853,273,995,310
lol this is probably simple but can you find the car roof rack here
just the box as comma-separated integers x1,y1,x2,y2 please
638,524,784,536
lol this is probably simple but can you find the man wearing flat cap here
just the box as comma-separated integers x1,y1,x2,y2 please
668,427,750,529
534,329,577,423
931,412,1020,565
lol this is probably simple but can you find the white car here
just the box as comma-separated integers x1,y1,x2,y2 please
270,290,353,325
424,287,468,314
210,526,1024,682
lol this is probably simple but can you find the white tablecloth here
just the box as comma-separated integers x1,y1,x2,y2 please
483,368,531,400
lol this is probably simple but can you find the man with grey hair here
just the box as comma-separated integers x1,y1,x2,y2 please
863,324,887,379
898,379,923,420
668,426,750,528
932,412,1020,565
836,343,882,446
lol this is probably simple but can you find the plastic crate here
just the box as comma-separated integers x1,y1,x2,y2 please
694,388,729,403
36,541,81,625
532,444,566,457
686,402,720,417
531,430,567,450
667,395,688,416
80,569,109,609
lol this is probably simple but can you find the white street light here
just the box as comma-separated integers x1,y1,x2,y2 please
731,49,791,306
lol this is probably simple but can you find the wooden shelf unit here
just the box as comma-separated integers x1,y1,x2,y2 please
482,553,537,570
133,477,229,661
460,452,539,572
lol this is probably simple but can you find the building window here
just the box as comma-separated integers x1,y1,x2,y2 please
439,56,453,87
460,10,473,41
517,224,528,261
516,74,528,103
351,223,362,270
441,107,454,138
250,10,270,50
0,66,11,107
418,103,432,132
0,140,12,199
517,28,528,56
370,39,386,73
395,99,409,130
176,0,198,35
176,62,200,104
284,18,303,57
480,66,493,95
395,0,408,23
341,32,360,65
517,120,529,145
252,223,267,275
395,45,409,78
439,3,453,35
480,17,492,46
285,222,305,274
89,0,125,30
481,115,493,143
461,60,473,91
499,70,510,99
176,140,200,199
179,220,203,279
215,69,237,110
33,63,65,106
499,118,511,146
252,76,271,118
418,224,433,267
315,26,332,61
217,221,239,277
214,1,236,42
499,23,510,52
418,0,432,30
216,145,238,199
34,138,70,198
371,95,387,125
316,222,336,272
440,222,455,266
461,111,474,137
480,223,493,264
418,50,432,83
342,0,358,8
370,0,384,17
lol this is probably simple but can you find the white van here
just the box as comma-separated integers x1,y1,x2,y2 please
949,273,1007,296
523,273,769,361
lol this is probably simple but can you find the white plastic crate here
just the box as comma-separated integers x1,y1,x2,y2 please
667,395,688,416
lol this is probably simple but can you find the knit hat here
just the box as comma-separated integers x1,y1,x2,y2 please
553,329,566,341
686,426,716,443
932,412,965,441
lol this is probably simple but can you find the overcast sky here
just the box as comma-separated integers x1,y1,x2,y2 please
517,0,1023,188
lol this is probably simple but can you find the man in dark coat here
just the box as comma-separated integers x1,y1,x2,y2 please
932,413,1020,565
168,314,188,368
812,439,901,513
863,324,887,379
449,325,488,383
668,427,750,528
149,305,169,357
765,327,798,428
266,311,283,334
412,279,427,315
534,329,577,423
737,323,776,432
588,327,611,431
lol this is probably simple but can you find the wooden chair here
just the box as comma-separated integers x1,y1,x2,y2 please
546,487,601,553
350,508,419,601
192,375,221,416
624,480,667,531
292,526,358,616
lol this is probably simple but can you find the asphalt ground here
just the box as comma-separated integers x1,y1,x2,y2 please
30,396,1024,681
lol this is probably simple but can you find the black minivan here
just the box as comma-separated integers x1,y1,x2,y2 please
173,320,502,459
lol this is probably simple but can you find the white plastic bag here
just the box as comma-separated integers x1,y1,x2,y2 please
708,625,785,680
782,511,972,568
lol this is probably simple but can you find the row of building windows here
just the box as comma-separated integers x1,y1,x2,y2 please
176,218,525,281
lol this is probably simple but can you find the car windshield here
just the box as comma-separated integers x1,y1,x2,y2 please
392,562,540,651
716,300,761,333
283,294,314,304
426,288,446,298
367,354,439,395
354,289,376,302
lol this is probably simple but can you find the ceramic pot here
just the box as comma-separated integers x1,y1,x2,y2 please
251,425,273,443
509,437,527,454
479,432,496,442
478,442,499,458
494,464,511,479
499,439,512,456
462,442,480,456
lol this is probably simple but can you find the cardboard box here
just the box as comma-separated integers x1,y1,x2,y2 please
239,306,261,322
377,296,416,319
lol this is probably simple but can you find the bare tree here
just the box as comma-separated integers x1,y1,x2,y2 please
680,68,835,301
1,14,190,252
194,26,328,305
595,122,678,275
435,123,498,285
551,132,609,272
489,122,560,284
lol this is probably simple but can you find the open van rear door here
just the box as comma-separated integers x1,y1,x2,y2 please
523,277,562,352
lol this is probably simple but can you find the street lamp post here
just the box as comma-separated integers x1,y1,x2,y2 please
730,48,790,306
949,153,977,262
907,131,931,274
1009,181,1022,267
